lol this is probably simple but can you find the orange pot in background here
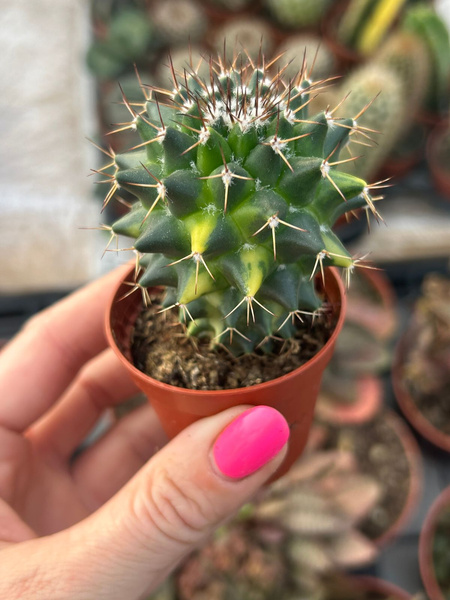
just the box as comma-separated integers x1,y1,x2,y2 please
106,267,346,480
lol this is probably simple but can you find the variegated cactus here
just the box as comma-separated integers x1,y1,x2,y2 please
98,52,382,355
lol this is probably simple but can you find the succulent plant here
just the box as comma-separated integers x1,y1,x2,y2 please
151,0,207,45
212,17,275,63
175,450,380,599
402,3,450,114
99,52,382,355
87,7,155,80
337,0,408,56
336,63,406,180
264,0,335,29
276,34,336,84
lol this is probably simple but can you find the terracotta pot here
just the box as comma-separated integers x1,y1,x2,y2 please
393,333,450,453
427,123,450,201
316,375,383,425
106,267,346,479
419,486,450,600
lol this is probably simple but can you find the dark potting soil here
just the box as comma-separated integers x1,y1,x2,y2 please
433,507,450,599
324,413,412,540
130,294,337,390
407,380,450,437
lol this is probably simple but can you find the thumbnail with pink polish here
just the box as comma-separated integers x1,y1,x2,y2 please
213,406,290,479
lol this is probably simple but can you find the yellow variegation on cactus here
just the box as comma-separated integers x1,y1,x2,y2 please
97,52,383,355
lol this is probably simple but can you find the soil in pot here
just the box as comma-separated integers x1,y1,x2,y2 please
131,291,337,390
321,410,421,543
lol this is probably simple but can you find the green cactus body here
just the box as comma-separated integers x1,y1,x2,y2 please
104,53,378,354
402,4,450,113
265,0,334,28
212,18,275,63
152,0,207,44
337,64,405,180
375,31,430,120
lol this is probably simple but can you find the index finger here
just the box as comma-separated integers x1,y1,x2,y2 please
0,264,132,432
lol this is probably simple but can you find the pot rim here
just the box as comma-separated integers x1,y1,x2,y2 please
105,265,346,397
392,333,450,452
419,486,450,600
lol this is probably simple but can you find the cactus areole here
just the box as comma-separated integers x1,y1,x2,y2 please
101,52,380,359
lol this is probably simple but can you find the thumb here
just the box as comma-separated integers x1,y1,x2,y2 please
73,405,289,599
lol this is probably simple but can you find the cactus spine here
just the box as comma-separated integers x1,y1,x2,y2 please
100,52,381,355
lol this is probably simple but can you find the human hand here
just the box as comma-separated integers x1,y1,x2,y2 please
0,266,289,600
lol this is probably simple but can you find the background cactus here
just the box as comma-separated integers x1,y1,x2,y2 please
402,3,450,114
101,52,381,355
336,63,406,180
337,0,408,56
276,34,336,84
264,0,335,29
211,17,275,63
151,0,207,45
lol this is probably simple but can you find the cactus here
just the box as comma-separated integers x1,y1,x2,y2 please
402,4,450,114
212,17,275,64
87,7,155,80
264,0,335,29
336,64,406,180
175,450,379,599
155,47,209,86
337,0,408,56
99,52,382,355
151,0,207,45
375,30,430,120
276,34,336,84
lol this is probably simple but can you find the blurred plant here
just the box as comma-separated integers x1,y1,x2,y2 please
374,30,430,123
155,47,209,86
264,0,336,29
337,0,408,57
207,0,254,10
403,274,450,400
276,35,336,83
433,506,450,599
174,450,380,600
402,3,450,115
151,0,207,45
87,6,155,80
336,63,406,180
212,17,275,63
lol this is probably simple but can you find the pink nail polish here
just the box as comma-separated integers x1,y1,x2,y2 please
213,406,290,479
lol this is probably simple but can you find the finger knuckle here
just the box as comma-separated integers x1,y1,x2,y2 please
134,465,215,546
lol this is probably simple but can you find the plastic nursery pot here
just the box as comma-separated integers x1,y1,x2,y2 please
419,486,450,600
106,266,346,480
393,333,450,453
427,123,450,201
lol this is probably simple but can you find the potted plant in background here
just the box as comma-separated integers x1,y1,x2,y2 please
97,50,385,478
393,273,450,452
419,486,450,600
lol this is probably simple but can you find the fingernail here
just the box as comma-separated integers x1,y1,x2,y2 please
213,406,290,479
